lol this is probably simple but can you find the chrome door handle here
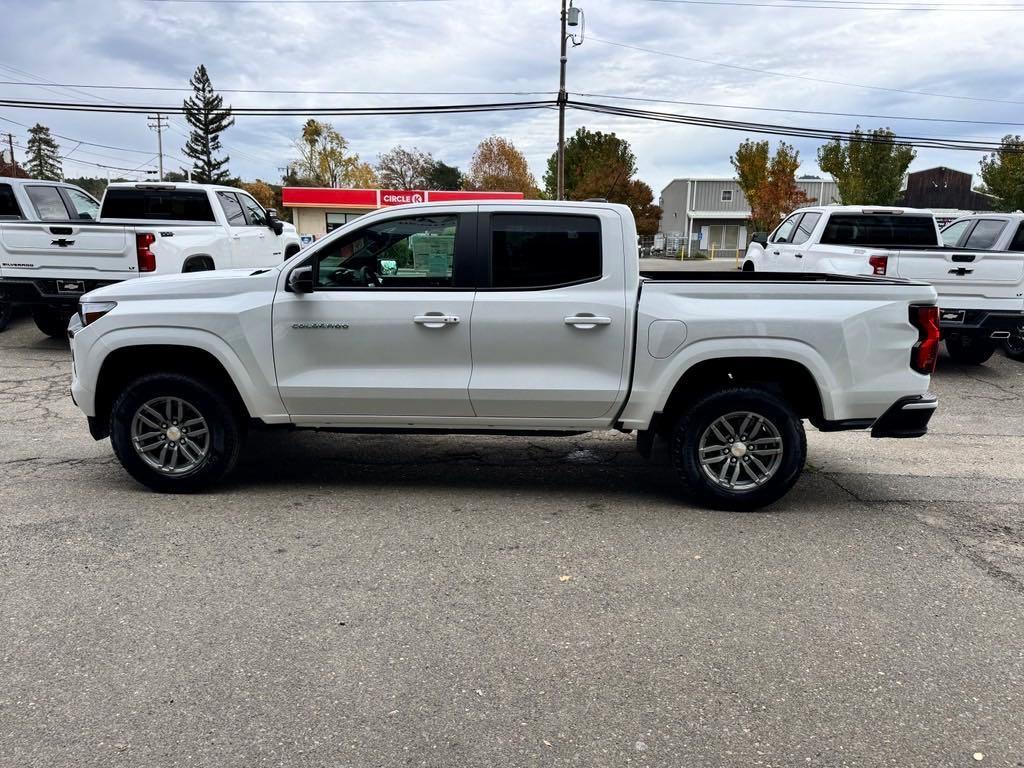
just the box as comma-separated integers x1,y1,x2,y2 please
414,314,460,328
565,315,612,329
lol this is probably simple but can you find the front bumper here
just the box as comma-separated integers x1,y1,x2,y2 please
870,393,938,439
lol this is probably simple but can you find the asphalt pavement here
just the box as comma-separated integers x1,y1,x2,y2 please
2,309,1023,768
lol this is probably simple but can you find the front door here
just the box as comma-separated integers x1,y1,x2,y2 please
766,212,804,271
273,210,477,420
468,209,629,420
216,190,267,269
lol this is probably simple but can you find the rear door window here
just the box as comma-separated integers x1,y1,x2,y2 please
26,185,72,220
0,183,22,219
963,219,1007,250
101,188,216,221
489,214,601,289
820,214,938,247
940,219,971,247
791,212,821,245
216,191,247,227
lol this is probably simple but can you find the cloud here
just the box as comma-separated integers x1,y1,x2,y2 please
1,0,1021,193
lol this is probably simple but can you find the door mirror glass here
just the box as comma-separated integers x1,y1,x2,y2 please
288,265,314,294
750,232,768,246
271,219,284,236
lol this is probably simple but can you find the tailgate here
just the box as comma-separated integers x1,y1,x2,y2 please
893,248,1024,306
0,221,135,282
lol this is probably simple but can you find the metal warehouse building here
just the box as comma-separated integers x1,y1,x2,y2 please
658,176,839,258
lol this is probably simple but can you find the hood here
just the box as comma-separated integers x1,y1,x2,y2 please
83,267,281,302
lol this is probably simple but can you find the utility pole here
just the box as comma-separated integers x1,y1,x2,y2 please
3,133,14,174
147,113,168,180
556,0,584,201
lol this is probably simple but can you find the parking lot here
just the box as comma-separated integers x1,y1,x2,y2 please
2,310,1023,767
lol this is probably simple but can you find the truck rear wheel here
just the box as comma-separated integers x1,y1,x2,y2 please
1004,330,1024,362
0,301,11,332
32,307,74,339
945,334,995,365
670,387,806,511
109,373,244,493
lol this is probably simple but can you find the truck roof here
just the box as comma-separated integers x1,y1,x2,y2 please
104,181,243,194
800,205,937,217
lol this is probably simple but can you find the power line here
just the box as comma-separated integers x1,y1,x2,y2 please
0,114,190,163
572,92,1024,127
645,0,1024,9
588,37,1024,105
0,80,556,96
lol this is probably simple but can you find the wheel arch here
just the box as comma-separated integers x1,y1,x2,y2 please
182,254,216,272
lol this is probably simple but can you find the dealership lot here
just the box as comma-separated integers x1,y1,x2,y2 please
2,312,1023,766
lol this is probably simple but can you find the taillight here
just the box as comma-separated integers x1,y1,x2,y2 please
910,305,940,374
869,254,888,276
136,232,156,273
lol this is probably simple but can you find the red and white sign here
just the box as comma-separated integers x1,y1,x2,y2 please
282,187,525,209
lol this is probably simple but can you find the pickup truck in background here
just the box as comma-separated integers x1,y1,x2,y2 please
940,212,1024,360
0,179,301,338
744,206,1024,365
70,201,940,511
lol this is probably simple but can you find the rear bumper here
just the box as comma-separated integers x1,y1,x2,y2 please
939,308,1024,337
870,393,938,439
0,277,121,308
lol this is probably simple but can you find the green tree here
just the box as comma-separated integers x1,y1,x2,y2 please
731,139,811,233
425,160,463,190
543,127,661,233
64,176,116,199
978,135,1024,211
817,126,915,205
26,124,62,180
292,119,374,188
376,146,433,188
182,64,235,184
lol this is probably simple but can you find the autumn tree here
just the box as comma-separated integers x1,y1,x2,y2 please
542,127,661,234
731,140,810,233
240,179,276,209
182,65,234,184
425,160,463,190
978,135,1024,212
817,126,915,206
26,124,62,180
377,146,433,188
466,136,539,197
292,119,375,187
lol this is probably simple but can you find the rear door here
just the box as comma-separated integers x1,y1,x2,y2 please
468,208,629,419
0,183,133,284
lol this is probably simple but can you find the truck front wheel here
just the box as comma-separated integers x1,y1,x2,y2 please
945,334,995,365
109,373,244,493
32,307,74,339
670,387,806,511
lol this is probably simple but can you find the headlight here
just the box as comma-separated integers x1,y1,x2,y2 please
79,301,117,326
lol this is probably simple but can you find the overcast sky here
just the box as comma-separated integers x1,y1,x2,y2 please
2,0,1023,195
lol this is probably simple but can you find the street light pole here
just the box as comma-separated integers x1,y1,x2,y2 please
556,0,568,201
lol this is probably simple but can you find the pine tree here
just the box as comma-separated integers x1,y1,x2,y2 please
26,124,62,180
182,64,234,183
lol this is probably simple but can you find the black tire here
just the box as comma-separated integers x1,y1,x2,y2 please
109,373,244,493
0,301,12,332
670,387,807,511
32,307,74,339
183,257,214,273
945,334,995,365
1004,331,1024,362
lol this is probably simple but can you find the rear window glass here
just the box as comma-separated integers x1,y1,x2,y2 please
963,219,1006,250
820,214,938,247
0,183,21,218
491,214,601,289
1010,223,1024,252
26,185,72,221
101,188,216,222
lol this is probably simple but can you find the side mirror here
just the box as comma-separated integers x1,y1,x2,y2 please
750,232,768,246
270,219,284,236
267,208,278,219
288,265,314,294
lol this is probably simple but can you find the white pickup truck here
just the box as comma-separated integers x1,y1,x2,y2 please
0,179,301,338
69,201,940,510
744,206,1024,365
